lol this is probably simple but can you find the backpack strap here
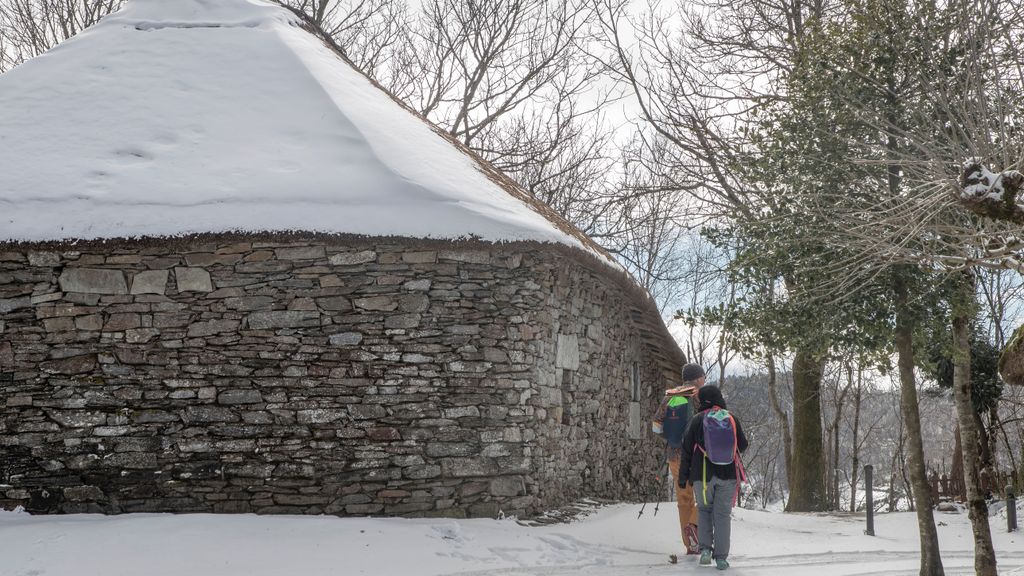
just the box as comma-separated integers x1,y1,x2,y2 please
726,412,747,506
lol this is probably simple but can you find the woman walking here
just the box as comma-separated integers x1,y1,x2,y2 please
678,385,748,570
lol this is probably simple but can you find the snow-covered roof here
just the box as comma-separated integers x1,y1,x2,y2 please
0,0,604,258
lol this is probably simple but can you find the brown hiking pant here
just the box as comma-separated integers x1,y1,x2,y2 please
669,457,698,546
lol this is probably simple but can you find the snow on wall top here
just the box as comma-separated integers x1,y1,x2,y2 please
0,0,603,258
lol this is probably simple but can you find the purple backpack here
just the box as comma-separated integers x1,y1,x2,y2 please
701,407,737,465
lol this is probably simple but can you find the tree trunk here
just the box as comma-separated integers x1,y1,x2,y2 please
951,426,966,501
787,347,826,511
952,303,998,576
894,274,944,575
766,356,794,495
850,371,862,512
829,367,850,511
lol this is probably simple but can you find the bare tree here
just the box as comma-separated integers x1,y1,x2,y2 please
0,0,121,72
282,0,409,77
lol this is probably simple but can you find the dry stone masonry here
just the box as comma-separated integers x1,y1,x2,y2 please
0,235,683,517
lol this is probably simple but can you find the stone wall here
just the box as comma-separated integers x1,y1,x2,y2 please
0,235,682,517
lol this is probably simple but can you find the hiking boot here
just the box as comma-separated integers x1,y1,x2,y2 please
715,558,730,570
699,549,713,566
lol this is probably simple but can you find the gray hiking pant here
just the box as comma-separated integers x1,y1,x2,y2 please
694,476,736,559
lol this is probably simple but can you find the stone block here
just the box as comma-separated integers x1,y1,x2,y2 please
43,317,75,332
183,406,239,423
0,296,31,313
627,402,643,440
443,406,480,419
403,279,431,291
404,465,442,480
63,486,104,502
402,251,437,264
398,294,430,312
177,439,213,452
468,502,502,518
297,409,347,424
31,292,63,305
187,319,240,338
104,452,158,469
328,332,363,346
174,267,213,292
125,328,160,344
58,268,128,294
348,405,387,420
6,396,32,407
345,503,384,514
287,297,317,311
40,354,97,375
104,313,141,332
274,463,316,478
214,439,256,452
130,270,169,295
247,311,321,329
106,254,141,264
329,251,377,265
319,275,344,287
442,457,499,477
275,246,325,261
48,410,107,428
483,348,509,363
27,251,60,267
317,296,352,311
66,454,101,470
447,361,491,373
225,296,275,311
227,463,275,478
353,296,397,311
93,425,132,437
366,427,401,441
218,389,263,405
185,253,243,267
555,334,580,370
384,313,420,329
490,476,524,497
133,410,179,424
426,443,479,457
438,250,490,264
275,494,329,506
75,314,103,331
214,501,253,514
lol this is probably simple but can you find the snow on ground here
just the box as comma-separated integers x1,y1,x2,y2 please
0,0,592,254
3,502,1022,576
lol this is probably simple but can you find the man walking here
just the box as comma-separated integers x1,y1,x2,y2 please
652,362,706,555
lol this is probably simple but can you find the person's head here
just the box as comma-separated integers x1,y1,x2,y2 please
681,363,706,387
697,385,726,411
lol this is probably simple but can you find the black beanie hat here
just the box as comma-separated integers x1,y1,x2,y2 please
682,363,705,382
697,385,727,410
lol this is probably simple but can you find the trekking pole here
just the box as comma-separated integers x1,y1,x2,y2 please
638,459,669,519
653,459,669,516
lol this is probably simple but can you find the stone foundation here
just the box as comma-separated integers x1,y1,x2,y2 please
0,235,683,517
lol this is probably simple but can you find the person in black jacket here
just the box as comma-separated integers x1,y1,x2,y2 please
679,385,748,570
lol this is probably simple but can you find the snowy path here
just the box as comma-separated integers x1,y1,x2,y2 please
2,503,1021,576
